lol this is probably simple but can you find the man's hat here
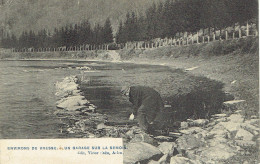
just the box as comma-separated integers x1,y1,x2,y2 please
121,86,130,95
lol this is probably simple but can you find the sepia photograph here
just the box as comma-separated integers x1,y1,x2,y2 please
0,0,259,163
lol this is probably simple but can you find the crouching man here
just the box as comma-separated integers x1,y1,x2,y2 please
121,86,164,133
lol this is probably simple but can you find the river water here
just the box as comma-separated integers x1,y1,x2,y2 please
0,60,176,139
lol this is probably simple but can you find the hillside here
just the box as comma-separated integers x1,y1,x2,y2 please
0,0,160,36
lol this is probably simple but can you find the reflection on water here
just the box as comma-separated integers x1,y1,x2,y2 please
0,60,170,139
0,59,225,139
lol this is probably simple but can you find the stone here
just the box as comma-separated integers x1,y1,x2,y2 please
223,100,246,105
154,136,174,142
123,142,162,164
235,140,256,147
170,156,199,164
158,142,176,155
131,133,157,145
179,127,204,135
235,129,254,141
200,143,235,160
190,119,209,126
76,66,91,70
56,96,90,111
207,124,229,137
219,122,241,133
207,136,228,147
241,122,259,135
180,122,189,129
212,113,227,118
158,154,168,164
148,160,159,164
228,114,244,123
246,119,259,126
176,134,204,151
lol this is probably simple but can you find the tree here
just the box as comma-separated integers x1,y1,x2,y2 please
103,18,113,43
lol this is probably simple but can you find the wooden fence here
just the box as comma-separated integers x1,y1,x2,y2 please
11,22,258,53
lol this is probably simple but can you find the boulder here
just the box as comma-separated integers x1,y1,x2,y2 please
200,143,235,161
179,127,204,135
212,113,227,118
154,136,175,142
228,114,244,123
170,156,200,164
235,140,256,147
56,96,90,111
241,122,259,135
123,142,162,164
208,123,229,137
158,154,169,164
158,142,176,155
130,132,157,145
148,160,159,164
176,134,205,151
180,122,189,129
235,129,254,141
190,119,209,126
207,136,228,147
219,122,241,133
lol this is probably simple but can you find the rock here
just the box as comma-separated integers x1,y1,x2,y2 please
207,136,228,147
179,127,204,135
123,142,162,164
154,136,175,142
158,154,169,164
131,132,157,145
189,119,209,126
228,114,244,123
235,129,254,141
180,122,189,129
212,113,227,118
56,96,90,111
241,122,259,135
223,100,246,105
76,66,91,70
176,135,204,151
148,160,159,164
158,142,176,155
245,119,259,126
207,124,229,137
185,66,199,71
170,156,199,164
215,117,228,122
200,143,235,161
235,140,256,147
219,122,241,133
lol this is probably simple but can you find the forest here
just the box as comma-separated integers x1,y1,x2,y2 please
0,0,258,49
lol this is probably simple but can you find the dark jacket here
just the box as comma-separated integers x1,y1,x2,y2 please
129,86,164,122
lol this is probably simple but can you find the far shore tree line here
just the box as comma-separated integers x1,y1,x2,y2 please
0,18,113,49
0,0,258,50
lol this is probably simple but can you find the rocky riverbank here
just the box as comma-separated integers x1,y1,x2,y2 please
54,72,258,163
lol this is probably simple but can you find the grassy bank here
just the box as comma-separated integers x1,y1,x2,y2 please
119,37,259,117
0,49,114,60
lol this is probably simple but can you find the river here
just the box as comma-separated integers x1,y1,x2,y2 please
0,60,176,139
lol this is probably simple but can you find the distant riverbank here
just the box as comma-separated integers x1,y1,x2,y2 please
0,37,258,117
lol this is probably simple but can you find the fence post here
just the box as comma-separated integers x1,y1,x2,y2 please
226,31,228,40
233,32,235,39
197,32,199,44
239,29,241,38
256,30,258,36
213,33,216,41
208,36,210,42
202,36,205,43
246,21,249,36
